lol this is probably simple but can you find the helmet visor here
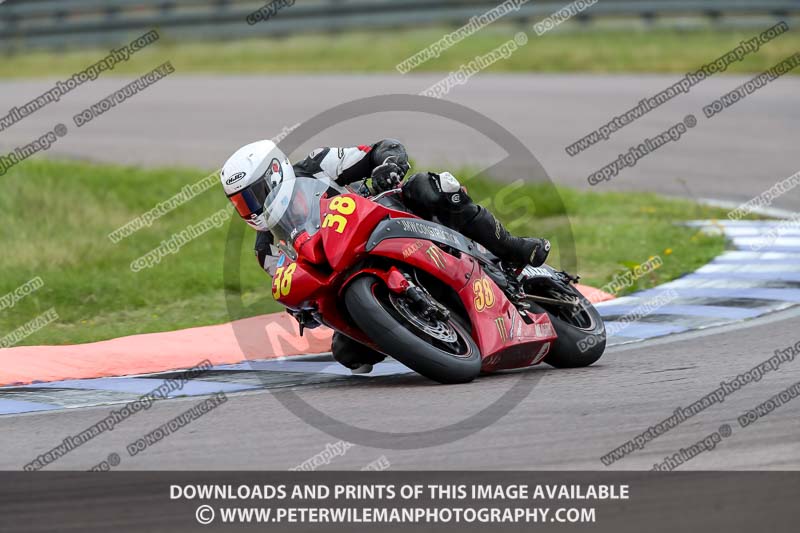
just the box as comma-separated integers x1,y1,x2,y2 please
228,179,270,220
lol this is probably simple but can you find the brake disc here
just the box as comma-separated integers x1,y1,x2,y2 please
388,293,458,343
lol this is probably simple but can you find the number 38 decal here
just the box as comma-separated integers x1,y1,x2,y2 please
272,263,297,299
473,278,496,311
321,197,357,233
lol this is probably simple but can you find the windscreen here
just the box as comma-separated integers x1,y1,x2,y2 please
264,177,345,246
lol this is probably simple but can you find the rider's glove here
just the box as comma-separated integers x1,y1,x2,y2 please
371,156,408,193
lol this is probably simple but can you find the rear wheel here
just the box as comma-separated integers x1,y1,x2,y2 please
525,282,605,368
345,275,481,384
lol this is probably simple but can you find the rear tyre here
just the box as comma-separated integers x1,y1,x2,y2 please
345,276,481,384
527,283,605,368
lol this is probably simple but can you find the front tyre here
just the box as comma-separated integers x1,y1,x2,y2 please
345,276,481,384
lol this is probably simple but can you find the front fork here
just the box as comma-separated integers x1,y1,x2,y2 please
344,266,449,322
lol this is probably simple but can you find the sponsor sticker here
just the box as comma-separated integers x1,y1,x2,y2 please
225,172,247,185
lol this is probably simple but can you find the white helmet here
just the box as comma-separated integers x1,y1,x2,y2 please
220,140,296,231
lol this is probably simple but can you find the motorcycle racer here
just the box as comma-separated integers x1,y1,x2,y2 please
220,139,550,373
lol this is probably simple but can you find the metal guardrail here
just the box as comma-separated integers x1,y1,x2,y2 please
1,0,798,52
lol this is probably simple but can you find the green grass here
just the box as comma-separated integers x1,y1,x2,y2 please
1,26,798,78
0,158,740,347
457,172,733,294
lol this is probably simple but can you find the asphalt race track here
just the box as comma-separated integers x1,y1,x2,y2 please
1,74,798,469
1,305,799,470
1,74,799,209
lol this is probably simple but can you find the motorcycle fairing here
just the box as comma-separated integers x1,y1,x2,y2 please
272,189,557,372
369,237,557,371
366,217,497,266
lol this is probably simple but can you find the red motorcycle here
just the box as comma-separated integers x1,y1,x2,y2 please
266,178,605,384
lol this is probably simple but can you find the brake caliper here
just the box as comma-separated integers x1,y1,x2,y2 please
404,283,450,322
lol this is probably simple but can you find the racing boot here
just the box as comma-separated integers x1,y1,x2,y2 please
460,208,550,267
331,332,385,374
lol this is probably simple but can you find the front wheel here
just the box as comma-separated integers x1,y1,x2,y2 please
344,276,481,384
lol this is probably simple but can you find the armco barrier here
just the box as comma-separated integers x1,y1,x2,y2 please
1,0,798,52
